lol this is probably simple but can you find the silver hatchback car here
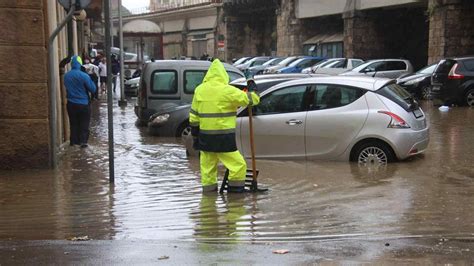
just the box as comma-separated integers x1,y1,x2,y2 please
186,76,430,164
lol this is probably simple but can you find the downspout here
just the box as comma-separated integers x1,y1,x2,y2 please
48,5,76,168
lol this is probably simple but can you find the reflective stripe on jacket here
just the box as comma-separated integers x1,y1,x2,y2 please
189,59,259,152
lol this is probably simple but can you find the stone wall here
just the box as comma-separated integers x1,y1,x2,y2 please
344,7,429,69
0,0,50,169
276,0,302,56
428,0,474,63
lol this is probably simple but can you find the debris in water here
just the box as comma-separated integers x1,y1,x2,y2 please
313,184,319,187
273,249,290,254
385,243,390,247
67,236,90,241
158,256,170,260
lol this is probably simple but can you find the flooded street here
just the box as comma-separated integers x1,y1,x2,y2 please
1,100,473,262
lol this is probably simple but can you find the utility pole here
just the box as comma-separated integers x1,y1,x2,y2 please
118,0,127,107
104,0,115,183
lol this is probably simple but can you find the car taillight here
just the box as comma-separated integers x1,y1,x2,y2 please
448,63,464,79
378,111,411,129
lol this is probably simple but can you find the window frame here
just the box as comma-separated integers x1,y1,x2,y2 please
150,69,178,95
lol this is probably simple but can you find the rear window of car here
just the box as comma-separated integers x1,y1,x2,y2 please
385,61,407,71
377,83,417,111
151,70,177,94
184,70,206,94
434,59,456,73
461,59,474,71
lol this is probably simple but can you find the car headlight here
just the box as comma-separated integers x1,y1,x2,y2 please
404,77,425,86
130,83,139,88
149,113,170,126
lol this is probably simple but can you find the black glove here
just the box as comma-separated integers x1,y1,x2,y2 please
246,79,257,92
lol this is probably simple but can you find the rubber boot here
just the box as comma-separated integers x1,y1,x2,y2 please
227,186,246,193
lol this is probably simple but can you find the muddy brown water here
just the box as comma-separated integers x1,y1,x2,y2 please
0,101,473,245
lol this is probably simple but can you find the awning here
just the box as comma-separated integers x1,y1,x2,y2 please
303,32,344,45
123,19,162,35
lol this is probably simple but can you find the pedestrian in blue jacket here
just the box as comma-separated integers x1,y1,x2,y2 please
64,56,97,148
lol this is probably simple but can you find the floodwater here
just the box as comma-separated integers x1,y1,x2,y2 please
0,100,473,250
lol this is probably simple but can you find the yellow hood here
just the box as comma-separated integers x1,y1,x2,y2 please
202,59,229,85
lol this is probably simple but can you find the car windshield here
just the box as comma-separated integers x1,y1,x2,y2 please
416,64,437,74
377,83,417,111
278,57,298,66
234,57,250,65
288,58,307,67
322,59,345,68
350,60,375,72
263,58,283,66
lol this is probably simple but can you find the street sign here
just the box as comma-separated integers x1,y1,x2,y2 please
58,0,92,10
217,41,225,48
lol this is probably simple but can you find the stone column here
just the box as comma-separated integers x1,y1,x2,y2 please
428,0,474,63
343,10,385,60
0,0,51,169
276,0,302,56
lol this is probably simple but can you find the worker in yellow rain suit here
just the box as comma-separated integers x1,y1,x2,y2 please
189,59,260,193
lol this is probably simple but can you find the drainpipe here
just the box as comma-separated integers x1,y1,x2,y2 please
118,0,127,107
48,5,77,168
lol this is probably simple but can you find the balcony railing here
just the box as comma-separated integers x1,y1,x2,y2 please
129,0,222,15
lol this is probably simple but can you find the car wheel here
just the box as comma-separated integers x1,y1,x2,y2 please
421,86,432,100
465,88,474,107
352,141,395,165
176,122,191,139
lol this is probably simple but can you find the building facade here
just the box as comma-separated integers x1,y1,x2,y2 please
0,0,100,169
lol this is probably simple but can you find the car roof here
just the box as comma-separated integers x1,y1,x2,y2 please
263,76,393,92
230,73,313,85
145,60,241,72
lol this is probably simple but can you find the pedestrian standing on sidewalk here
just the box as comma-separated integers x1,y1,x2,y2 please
64,56,97,148
98,57,107,96
82,57,100,100
111,54,120,93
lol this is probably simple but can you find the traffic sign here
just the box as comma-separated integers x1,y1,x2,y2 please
58,0,92,10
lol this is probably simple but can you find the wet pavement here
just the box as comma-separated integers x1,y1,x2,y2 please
0,99,473,263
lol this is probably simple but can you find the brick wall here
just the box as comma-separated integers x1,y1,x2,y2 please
0,0,50,169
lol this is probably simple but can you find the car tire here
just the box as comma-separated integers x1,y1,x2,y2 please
421,86,432,100
176,122,191,139
351,140,396,165
465,88,474,107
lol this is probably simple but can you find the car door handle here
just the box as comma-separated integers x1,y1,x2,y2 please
286,119,303,125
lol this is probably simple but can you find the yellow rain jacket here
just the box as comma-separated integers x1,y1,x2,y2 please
189,59,260,152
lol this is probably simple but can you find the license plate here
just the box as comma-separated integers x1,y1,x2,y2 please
413,109,423,118
432,85,440,91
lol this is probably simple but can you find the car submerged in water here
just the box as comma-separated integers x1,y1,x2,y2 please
185,76,430,165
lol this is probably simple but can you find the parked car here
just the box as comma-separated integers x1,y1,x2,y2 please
185,76,429,164
233,57,252,66
134,60,244,125
313,58,364,75
263,56,301,74
301,58,340,74
148,74,312,138
246,57,284,76
397,63,437,100
124,77,140,97
276,57,325,73
431,57,474,106
340,59,414,79
235,56,272,72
